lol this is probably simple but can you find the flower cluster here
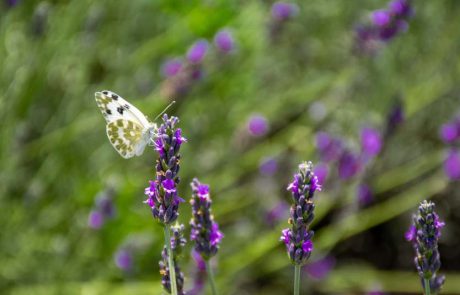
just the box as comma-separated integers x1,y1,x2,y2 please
144,114,186,225
439,115,460,180
160,30,235,99
88,188,116,229
406,200,445,293
354,0,414,55
159,224,186,295
281,162,321,265
190,178,223,259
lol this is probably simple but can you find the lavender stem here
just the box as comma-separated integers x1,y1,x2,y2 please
424,279,431,295
205,259,218,295
164,225,178,295
294,264,301,295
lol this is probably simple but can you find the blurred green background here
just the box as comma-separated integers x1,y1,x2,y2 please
1,0,460,294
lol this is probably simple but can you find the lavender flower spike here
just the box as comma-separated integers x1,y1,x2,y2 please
159,224,186,295
190,178,223,259
281,162,321,295
190,178,223,295
281,162,321,265
144,114,186,225
406,200,445,294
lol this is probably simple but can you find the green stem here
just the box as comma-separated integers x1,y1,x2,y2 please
206,259,218,295
164,225,178,295
424,278,431,295
294,264,301,295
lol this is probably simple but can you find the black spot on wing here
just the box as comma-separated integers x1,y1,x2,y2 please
112,94,119,100
124,104,130,109
117,107,124,115
102,91,108,95
106,109,112,115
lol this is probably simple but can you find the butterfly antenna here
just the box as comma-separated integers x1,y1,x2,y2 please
154,100,176,121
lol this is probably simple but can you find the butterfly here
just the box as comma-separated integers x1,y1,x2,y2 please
94,90,157,159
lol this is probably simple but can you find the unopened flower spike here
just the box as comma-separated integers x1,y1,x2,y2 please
190,178,223,295
406,200,445,295
281,161,321,295
159,224,186,295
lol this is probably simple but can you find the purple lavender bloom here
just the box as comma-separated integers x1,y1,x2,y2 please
5,0,19,7
304,256,336,280
96,193,115,218
259,156,278,176
248,114,269,137
361,127,382,157
88,210,104,229
407,200,445,294
281,162,321,266
161,58,183,78
443,149,460,180
144,115,186,224
266,201,289,227
214,29,235,54
190,178,223,259
357,184,373,206
389,0,413,18
372,10,391,27
338,151,361,180
386,101,405,134
188,250,207,295
315,132,343,162
405,225,416,242
186,40,209,64
114,249,133,271
313,163,328,185
271,2,299,22
440,123,458,143
159,224,186,295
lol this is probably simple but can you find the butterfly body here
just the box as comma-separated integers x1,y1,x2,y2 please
95,90,157,159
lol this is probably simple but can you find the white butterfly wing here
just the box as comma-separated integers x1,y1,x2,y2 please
94,90,156,158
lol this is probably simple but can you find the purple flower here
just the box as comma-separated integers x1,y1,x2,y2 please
186,40,209,64
443,149,460,180
248,114,269,137
372,10,391,27
357,184,373,206
162,179,176,194
389,0,413,18
88,210,104,229
266,201,289,227
5,0,19,7
361,127,382,157
304,256,336,280
190,178,223,259
315,132,343,162
386,101,405,134
281,162,320,265
338,151,361,180
161,58,183,78
188,250,207,295
96,193,115,218
144,114,186,224
271,2,299,22
114,249,133,271
313,163,328,185
259,156,278,176
214,29,235,54
405,225,416,242
440,123,458,143
407,200,445,293
159,224,186,295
